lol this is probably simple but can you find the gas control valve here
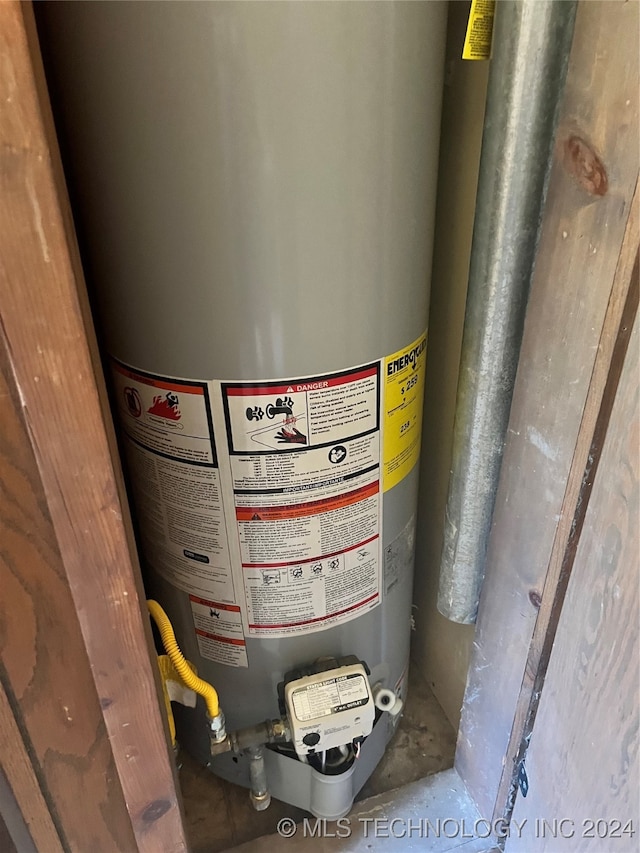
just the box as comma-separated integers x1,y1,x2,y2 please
280,657,376,758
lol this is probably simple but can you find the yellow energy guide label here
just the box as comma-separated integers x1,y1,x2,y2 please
462,0,496,61
383,332,427,492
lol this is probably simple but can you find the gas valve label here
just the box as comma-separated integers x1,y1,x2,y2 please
291,674,370,721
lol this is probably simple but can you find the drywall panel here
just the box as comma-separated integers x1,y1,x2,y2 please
412,1,488,728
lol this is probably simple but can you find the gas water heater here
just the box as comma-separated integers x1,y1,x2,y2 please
40,1,446,818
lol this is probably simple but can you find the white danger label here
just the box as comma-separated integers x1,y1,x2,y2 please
221,364,382,637
291,674,370,722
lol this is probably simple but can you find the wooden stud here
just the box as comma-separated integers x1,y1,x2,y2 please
0,3,189,850
0,679,63,853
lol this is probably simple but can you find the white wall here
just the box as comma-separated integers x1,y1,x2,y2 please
412,1,489,729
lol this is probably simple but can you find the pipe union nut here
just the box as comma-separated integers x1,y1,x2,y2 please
250,790,271,812
208,711,227,743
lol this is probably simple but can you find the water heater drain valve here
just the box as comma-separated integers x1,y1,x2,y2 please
282,659,376,757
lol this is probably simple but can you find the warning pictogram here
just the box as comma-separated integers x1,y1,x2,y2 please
328,445,347,464
148,391,182,421
123,387,142,418
240,394,307,448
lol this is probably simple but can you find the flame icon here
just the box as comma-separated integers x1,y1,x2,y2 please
148,391,181,421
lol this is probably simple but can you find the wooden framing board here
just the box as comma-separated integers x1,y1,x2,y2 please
0,679,62,853
505,284,639,851
495,237,639,824
0,338,137,850
456,0,639,823
0,3,188,850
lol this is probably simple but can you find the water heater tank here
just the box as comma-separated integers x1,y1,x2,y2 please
39,1,447,818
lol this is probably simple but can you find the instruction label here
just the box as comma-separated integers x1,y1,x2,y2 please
291,674,370,721
112,362,236,604
222,365,382,637
383,333,427,491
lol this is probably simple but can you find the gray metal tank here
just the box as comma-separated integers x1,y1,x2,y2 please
39,0,446,817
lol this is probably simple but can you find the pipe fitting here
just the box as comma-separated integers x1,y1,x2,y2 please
373,684,403,716
250,790,271,812
208,711,227,744
210,718,290,756
248,746,271,811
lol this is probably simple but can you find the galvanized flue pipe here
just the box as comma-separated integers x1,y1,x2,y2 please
437,0,577,624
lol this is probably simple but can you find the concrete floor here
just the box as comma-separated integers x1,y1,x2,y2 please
179,662,458,853
231,769,499,853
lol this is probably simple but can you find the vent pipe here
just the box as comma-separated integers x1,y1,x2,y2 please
437,0,577,624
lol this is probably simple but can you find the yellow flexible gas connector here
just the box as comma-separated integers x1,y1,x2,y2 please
147,599,220,719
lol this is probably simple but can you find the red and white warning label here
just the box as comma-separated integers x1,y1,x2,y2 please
112,362,236,604
113,363,216,464
222,364,382,637
189,595,248,668
224,367,378,453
